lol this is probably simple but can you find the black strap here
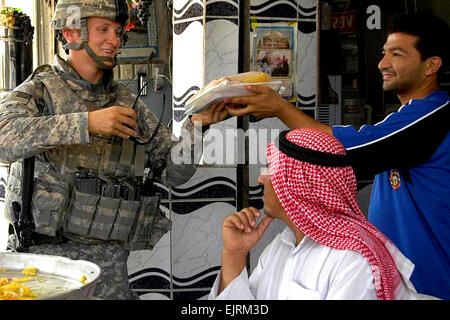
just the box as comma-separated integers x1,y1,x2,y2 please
129,82,166,146
346,101,449,181
276,130,351,167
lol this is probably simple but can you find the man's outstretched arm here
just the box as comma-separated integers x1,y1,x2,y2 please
225,85,333,136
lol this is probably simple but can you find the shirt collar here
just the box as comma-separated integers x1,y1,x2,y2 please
408,90,449,105
280,227,309,253
53,54,114,93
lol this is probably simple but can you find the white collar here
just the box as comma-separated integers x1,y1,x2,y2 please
280,227,309,254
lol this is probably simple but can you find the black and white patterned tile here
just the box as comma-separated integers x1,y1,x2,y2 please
205,19,239,83
171,201,236,289
250,0,299,19
206,0,239,17
173,290,212,300
172,15,205,136
170,167,236,201
136,291,172,300
202,118,240,166
297,0,317,19
174,0,205,22
297,28,317,108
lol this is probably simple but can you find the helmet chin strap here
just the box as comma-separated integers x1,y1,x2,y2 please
84,44,118,69
62,18,119,70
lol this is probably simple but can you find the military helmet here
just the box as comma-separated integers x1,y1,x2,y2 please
51,0,129,30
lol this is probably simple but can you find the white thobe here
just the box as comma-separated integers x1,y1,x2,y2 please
209,227,420,300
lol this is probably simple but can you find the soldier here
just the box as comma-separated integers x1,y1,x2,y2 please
0,0,227,299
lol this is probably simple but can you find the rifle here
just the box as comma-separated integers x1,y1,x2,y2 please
11,156,35,251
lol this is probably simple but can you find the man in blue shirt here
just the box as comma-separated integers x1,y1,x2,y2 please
225,13,449,299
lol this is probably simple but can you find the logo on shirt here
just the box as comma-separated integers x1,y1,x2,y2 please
389,170,401,190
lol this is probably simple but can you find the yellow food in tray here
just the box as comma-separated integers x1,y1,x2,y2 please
22,266,37,276
0,266,38,300
0,277,38,300
79,275,89,285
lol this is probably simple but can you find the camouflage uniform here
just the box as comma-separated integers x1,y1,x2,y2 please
0,54,199,299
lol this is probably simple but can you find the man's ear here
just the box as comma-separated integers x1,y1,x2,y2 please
62,28,82,44
424,56,442,76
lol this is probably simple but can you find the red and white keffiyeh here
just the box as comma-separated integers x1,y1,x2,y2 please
266,128,405,300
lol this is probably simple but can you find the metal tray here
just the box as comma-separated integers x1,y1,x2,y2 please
0,252,101,300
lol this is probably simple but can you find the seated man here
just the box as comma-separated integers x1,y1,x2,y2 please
209,129,423,300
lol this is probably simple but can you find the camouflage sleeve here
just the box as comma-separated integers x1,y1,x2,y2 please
0,79,89,164
134,98,201,187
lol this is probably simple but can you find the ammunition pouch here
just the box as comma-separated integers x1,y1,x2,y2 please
31,172,69,237
62,185,170,250
127,195,171,251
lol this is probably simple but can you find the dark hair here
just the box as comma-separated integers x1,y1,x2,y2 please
388,13,449,82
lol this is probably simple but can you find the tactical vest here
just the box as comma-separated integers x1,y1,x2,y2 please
26,70,170,250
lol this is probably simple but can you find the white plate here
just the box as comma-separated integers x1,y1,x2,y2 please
184,80,286,115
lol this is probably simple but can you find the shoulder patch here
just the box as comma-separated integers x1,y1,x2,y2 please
3,91,32,105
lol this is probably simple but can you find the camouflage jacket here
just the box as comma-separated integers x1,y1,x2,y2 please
0,55,199,236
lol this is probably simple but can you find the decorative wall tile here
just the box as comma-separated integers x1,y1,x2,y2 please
172,167,236,199
171,179,236,201
172,202,236,288
297,28,317,107
128,206,172,290
206,0,239,17
202,117,240,166
173,290,212,300
130,267,171,290
174,0,205,21
297,0,317,20
205,19,239,83
297,0,318,9
138,292,172,300
250,0,299,19
171,200,236,215
173,19,205,136
173,266,221,289
154,182,170,200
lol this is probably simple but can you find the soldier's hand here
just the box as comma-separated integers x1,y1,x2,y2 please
190,102,228,127
88,106,138,139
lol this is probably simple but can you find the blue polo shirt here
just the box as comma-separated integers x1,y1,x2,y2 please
333,91,449,299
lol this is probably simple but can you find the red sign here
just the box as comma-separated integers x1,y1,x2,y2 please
331,11,358,33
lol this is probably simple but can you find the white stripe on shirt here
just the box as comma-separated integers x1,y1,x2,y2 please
345,101,448,151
